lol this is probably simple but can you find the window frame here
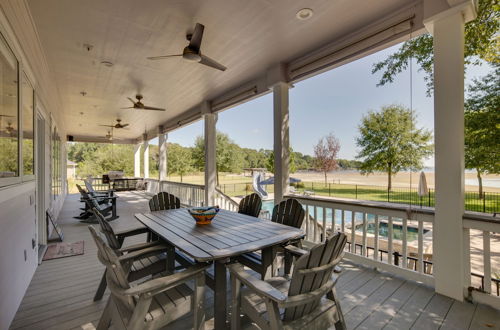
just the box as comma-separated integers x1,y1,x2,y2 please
21,71,35,182
0,31,21,188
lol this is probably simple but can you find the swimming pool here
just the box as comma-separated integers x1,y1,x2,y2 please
262,199,428,241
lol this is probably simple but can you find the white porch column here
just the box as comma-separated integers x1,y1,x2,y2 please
204,112,217,206
158,132,168,181
134,144,141,177
425,0,475,301
143,137,149,179
273,81,290,203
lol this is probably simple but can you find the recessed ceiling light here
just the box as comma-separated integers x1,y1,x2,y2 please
101,60,113,67
296,8,314,20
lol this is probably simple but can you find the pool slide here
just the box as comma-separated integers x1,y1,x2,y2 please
252,172,268,199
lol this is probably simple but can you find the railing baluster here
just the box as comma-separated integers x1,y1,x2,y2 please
418,220,424,273
402,217,408,269
322,208,327,242
305,204,310,241
388,216,393,265
483,230,491,294
362,213,367,257
313,206,318,243
351,212,356,254
341,209,345,233
374,214,379,261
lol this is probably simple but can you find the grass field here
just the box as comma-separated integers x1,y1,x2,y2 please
68,171,500,214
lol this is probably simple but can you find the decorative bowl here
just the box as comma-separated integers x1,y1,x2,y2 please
188,206,220,225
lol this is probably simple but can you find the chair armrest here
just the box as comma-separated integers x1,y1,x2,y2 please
280,277,337,308
115,227,149,239
226,263,287,303
123,263,209,296
284,245,308,258
119,240,163,253
118,244,168,262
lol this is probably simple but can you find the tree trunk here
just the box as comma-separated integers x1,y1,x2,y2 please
387,165,392,191
180,173,183,183
216,169,219,186
477,169,483,199
324,171,327,185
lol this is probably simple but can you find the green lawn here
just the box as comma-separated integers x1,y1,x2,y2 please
219,181,499,214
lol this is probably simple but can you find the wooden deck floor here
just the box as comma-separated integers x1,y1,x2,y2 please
10,192,500,330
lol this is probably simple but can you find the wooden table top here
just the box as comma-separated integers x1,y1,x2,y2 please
135,209,304,262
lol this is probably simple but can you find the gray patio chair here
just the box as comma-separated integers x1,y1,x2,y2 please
89,225,208,330
238,193,262,218
228,232,347,330
77,184,118,221
149,192,181,211
237,198,305,277
91,209,166,301
84,178,114,198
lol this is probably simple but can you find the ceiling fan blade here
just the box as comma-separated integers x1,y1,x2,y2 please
143,106,166,111
121,106,135,109
121,124,130,128
147,54,183,60
199,54,226,71
127,97,136,104
99,125,114,127
189,23,204,51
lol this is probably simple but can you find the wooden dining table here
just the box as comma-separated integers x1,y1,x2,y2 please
135,208,304,330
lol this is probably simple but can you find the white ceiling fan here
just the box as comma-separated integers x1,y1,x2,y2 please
147,23,227,72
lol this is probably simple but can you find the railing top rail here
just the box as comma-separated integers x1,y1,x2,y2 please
215,187,239,208
463,211,500,225
286,194,435,216
148,179,206,190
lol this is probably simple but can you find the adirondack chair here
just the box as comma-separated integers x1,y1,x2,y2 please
88,225,208,330
238,193,262,218
91,208,165,301
77,184,118,221
148,192,195,269
149,192,181,211
228,232,347,330
75,184,108,220
238,198,305,278
84,178,114,198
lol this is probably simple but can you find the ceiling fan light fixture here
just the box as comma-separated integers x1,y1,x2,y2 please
296,8,314,20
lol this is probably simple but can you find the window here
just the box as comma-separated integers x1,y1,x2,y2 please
22,73,34,178
0,34,19,179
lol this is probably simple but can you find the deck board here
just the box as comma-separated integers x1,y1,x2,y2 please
9,192,498,330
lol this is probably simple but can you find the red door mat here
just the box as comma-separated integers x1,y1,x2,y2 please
43,241,84,261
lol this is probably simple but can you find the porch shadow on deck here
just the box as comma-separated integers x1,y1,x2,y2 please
10,193,499,330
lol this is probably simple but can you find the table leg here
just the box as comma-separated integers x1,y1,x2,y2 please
214,259,228,330
166,243,175,274
261,246,277,279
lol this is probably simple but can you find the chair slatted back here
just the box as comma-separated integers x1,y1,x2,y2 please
84,179,96,194
149,192,181,211
284,232,347,322
238,193,262,218
78,185,101,210
91,208,121,250
88,225,135,311
271,198,305,229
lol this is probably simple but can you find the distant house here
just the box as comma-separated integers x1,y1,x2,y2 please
67,160,77,179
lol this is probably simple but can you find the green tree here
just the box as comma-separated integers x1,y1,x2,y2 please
168,143,193,182
356,105,433,190
192,131,244,183
372,0,499,95
76,143,134,178
465,63,500,196
266,148,296,174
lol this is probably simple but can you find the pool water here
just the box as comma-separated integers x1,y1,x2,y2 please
262,199,428,241
360,223,429,241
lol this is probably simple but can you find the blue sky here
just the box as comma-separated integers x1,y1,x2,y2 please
159,43,492,165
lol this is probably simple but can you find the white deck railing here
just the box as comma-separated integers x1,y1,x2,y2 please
463,213,500,308
286,194,435,286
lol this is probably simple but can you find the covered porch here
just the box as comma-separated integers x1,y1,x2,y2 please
0,0,498,329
